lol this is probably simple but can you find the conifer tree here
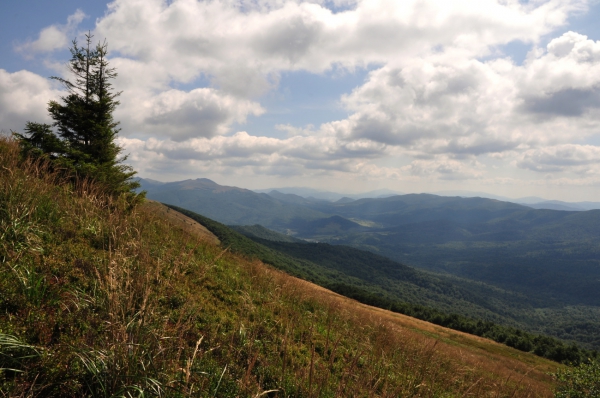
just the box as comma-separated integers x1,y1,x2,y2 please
16,33,140,196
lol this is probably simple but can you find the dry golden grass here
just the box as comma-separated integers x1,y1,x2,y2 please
144,200,220,245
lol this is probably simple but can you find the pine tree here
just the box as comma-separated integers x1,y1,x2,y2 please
15,122,64,158
16,33,140,197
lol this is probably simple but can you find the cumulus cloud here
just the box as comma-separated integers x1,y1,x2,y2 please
0,69,61,132
517,144,600,173
127,131,383,162
97,1,600,183
15,10,86,56
518,32,600,118
117,88,264,140
326,30,600,161
119,134,483,183
331,53,522,156
117,129,390,178
95,0,582,98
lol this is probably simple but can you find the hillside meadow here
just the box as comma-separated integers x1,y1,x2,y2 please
0,136,559,396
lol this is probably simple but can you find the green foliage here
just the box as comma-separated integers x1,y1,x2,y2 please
554,358,600,397
0,333,42,375
12,122,64,159
324,282,597,365
8,263,48,307
15,33,140,198
232,224,303,243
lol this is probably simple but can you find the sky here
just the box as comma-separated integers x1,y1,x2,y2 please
2,0,600,201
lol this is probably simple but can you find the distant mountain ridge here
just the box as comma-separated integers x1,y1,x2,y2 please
253,186,403,201
140,178,600,210
430,190,600,211
138,177,329,227
266,190,322,205
519,200,600,211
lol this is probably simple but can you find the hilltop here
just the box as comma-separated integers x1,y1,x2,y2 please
0,138,566,396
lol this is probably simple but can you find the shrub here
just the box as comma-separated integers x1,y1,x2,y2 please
554,358,600,397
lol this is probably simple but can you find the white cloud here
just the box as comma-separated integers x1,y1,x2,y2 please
518,32,600,119
16,10,87,56
118,130,388,176
117,87,264,140
90,0,599,161
95,0,583,98
0,69,60,132
518,144,600,173
331,53,522,156
327,30,600,160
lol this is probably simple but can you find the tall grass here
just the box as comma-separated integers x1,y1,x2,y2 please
0,136,555,397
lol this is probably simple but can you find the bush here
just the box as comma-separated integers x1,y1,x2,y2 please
554,358,600,397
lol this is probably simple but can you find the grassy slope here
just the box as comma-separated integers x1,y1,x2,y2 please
0,138,558,397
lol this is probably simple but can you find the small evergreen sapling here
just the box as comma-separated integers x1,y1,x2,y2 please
16,32,140,197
